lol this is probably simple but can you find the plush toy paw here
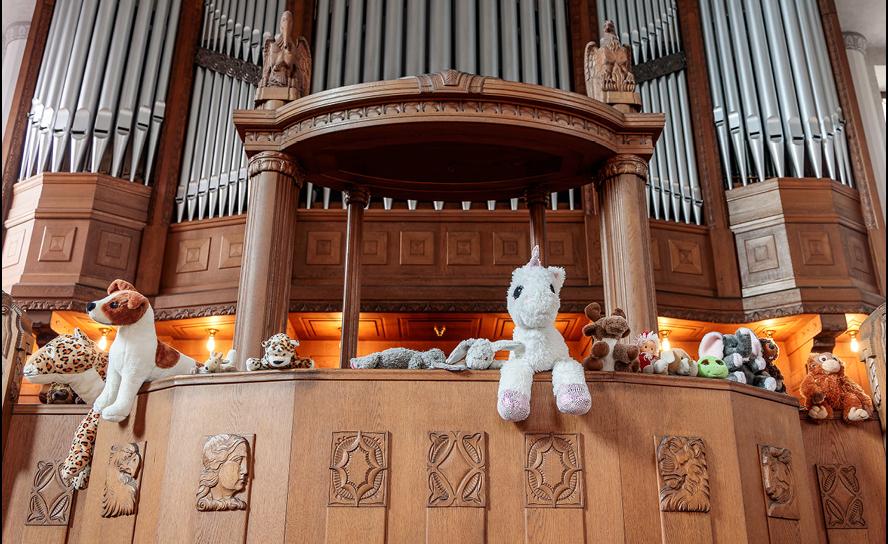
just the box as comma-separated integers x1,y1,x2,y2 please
846,407,869,421
92,394,111,413
808,405,829,419
724,353,743,370
69,466,90,490
100,404,129,422
759,377,777,391
727,371,747,384
751,356,767,372
554,384,591,415
497,389,530,422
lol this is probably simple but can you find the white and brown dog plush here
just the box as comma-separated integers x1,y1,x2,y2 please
88,279,195,422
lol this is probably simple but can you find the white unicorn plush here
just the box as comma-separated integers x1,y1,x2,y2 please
497,246,592,421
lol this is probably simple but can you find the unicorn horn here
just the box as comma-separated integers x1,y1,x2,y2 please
528,245,541,267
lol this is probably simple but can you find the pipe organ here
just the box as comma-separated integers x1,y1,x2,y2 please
698,0,853,188
18,0,182,185
597,0,703,225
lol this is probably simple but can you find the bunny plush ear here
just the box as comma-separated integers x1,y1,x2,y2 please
548,266,566,292
491,340,523,353
107,279,137,294
698,332,724,358
446,339,475,365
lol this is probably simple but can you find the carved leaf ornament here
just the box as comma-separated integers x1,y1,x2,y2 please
524,433,584,507
427,431,487,507
329,431,388,506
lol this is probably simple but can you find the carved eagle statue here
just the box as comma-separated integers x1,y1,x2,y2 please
584,20,636,100
259,11,312,99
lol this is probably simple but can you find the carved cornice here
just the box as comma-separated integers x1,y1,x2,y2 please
596,154,649,183
154,303,237,321
247,151,303,181
842,32,868,53
194,47,261,85
17,299,87,313
415,69,489,94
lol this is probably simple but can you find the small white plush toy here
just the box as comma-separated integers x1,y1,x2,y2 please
446,338,524,370
193,350,238,374
88,279,196,422
497,246,591,421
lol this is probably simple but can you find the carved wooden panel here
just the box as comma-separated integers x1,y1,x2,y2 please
446,231,481,266
815,464,866,529
362,231,388,265
176,238,211,273
195,433,253,512
102,441,146,518
2,226,26,266
25,459,74,526
547,230,575,265
38,225,76,262
758,445,799,520
219,231,244,269
668,239,703,275
329,431,389,507
493,231,528,265
651,239,662,271
745,235,780,273
799,231,834,266
306,231,342,265
427,431,487,507
655,435,710,513
96,231,133,270
524,432,584,508
845,233,873,276
397,316,480,341
400,231,435,265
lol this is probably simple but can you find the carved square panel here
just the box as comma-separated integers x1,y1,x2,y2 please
493,232,528,265
25,459,74,525
102,441,146,517
96,231,133,270
38,225,76,262
655,435,710,512
845,235,872,275
447,232,481,266
400,231,435,265
524,433,584,508
758,445,799,520
329,431,389,507
427,431,487,507
668,239,703,275
2,227,26,267
651,240,662,271
745,235,779,273
219,231,244,269
362,231,388,265
306,231,342,265
815,464,866,529
799,232,834,266
547,231,575,265
176,238,211,273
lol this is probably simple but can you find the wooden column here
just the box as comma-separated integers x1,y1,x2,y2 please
597,155,658,334
233,151,301,367
527,189,548,263
339,187,369,368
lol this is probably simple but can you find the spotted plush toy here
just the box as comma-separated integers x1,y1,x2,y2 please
246,333,314,370
23,329,108,489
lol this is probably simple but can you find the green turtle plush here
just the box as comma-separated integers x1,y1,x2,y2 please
697,355,729,379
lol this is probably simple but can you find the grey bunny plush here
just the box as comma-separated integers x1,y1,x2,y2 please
349,347,465,370
446,338,525,370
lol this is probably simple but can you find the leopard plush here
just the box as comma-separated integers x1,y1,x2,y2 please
246,333,314,370
23,329,108,490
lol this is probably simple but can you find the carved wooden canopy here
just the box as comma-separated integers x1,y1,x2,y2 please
234,70,664,201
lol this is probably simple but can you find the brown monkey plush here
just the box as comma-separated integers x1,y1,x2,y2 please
760,338,786,393
582,302,639,372
801,352,873,423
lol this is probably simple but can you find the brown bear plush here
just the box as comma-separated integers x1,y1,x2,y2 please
801,352,873,423
582,302,639,372
760,337,786,393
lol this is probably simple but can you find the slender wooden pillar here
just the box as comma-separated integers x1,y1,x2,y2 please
596,155,658,335
339,187,369,367
527,189,548,263
233,151,302,367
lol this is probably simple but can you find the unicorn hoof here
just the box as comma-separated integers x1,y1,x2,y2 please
555,384,592,415
497,389,530,422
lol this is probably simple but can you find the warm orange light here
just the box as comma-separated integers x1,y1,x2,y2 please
659,330,671,352
849,330,859,353
206,328,218,354
97,328,111,351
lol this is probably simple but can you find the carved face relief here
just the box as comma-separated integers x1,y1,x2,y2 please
759,445,798,519
102,443,143,518
656,436,711,513
196,434,251,512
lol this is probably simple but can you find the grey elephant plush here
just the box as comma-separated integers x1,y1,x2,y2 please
349,347,464,370
445,338,524,370
698,328,775,390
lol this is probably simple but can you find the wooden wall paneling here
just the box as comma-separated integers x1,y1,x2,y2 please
1,409,86,544
800,417,886,544
650,222,718,297
818,0,887,296
1,0,55,243
675,0,742,299
2,292,33,448
135,0,209,296
150,381,295,543
523,432,585,544
159,216,247,294
568,0,598,94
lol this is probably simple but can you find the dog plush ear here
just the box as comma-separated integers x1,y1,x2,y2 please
107,279,137,294
125,291,148,310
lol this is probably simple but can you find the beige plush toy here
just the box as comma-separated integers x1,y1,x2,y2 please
246,333,314,370
656,348,699,376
